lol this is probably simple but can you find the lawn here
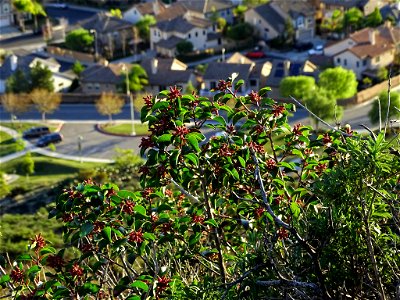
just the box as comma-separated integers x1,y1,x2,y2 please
0,122,59,133
0,154,106,191
0,131,24,157
100,123,149,136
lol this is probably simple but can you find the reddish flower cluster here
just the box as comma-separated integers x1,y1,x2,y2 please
292,123,302,136
274,195,285,205
157,164,168,178
247,141,265,154
122,200,135,214
254,207,265,219
139,137,155,150
174,126,190,140
31,233,46,250
266,158,277,170
168,86,181,100
323,133,333,147
62,213,74,223
315,163,328,175
254,124,264,134
141,188,154,200
215,80,232,91
139,165,150,175
219,143,233,157
10,267,24,283
226,124,236,134
192,215,205,224
79,243,93,253
249,90,262,106
165,189,173,197
304,148,314,157
128,229,144,243
157,276,171,294
143,95,153,109
93,221,105,234
272,105,285,118
47,255,65,269
70,262,84,277
277,227,289,240
160,222,172,234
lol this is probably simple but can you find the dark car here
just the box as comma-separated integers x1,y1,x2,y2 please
293,42,313,52
36,132,63,147
22,126,50,139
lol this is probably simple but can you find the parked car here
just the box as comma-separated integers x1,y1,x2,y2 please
36,132,63,147
293,42,313,52
308,45,324,55
22,126,50,139
245,50,266,59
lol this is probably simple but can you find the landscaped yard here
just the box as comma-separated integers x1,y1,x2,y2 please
0,122,59,133
0,131,24,157
100,123,149,136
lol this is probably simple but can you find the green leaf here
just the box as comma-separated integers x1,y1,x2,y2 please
134,205,147,216
80,222,94,238
290,202,300,219
152,100,169,111
102,227,112,243
126,296,141,300
0,275,10,287
143,232,156,241
259,86,271,96
279,161,296,170
40,246,56,256
230,168,240,180
238,156,246,168
187,134,200,152
117,190,136,199
82,282,100,294
235,79,244,91
130,280,149,291
189,232,201,246
157,133,172,143
204,219,218,227
17,254,32,261
185,153,199,166
213,116,226,127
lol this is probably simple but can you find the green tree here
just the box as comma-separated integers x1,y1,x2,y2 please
185,81,197,94
365,7,383,27
72,61,85,77
226,22,253,40
123,64,148,93
12,0,46,32
280,75,316,100
29,0,46,33
216,17,227,31
368,91,400,124
95,92,125,122
176,40,193,55
344,7,363,33
377,66,388,82
6,69,30,93
110,8,122,19
283,19,295,46
29,61,54,92
29,89,62,121
65,28,94,52
321,9,344,33
135,15,156,42
305,87,343,129
233,5,247,22
318,66,358,99
20,152,35,177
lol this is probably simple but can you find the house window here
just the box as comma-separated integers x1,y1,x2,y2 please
250,79,257,87
154,31,157,36
4,4,9,12
221,11,225,16
227,10,230,15
375,56,380,63
297,16,304,28
210,81,216,89
134,10,136,14
188,33,191,39
356,61,359,68
344,59,347,66
337,58,341,63
264,28,269,32
95,83,100,90
259,19,261,24
195,31,198,37
203,30,206,35
158,32,160,37
363,59,367,66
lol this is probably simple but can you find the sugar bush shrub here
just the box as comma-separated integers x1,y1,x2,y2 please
1,79,399,299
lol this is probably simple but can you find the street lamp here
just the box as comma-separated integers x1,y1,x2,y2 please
222,48,225,62
89,29,98,61
77,135,83,163
122,64,136,136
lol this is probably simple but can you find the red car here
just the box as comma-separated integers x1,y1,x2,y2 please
245,51,266,59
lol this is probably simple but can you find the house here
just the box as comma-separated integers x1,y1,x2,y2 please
150,13,222,57
320,0,385,17
78,12,135,57
141,57,196,94
0,53,74,93
80,62,127,94
200,53,272,96
0,0,13,28
123,0,167,24
244,0,315,42
324,22,399,79
177,0,236,24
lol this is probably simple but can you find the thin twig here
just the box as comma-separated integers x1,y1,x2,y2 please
384,68,392,135
256,279,319,291
289,96,351,137
360,124,377,141
170,178,200,203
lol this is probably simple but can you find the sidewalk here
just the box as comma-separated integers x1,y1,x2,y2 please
0,125,113,164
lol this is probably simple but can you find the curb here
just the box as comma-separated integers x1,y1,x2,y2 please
95,123,148,138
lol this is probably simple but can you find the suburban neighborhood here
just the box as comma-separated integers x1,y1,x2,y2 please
0,1,400,299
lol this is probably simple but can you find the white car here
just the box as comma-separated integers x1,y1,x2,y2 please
308,45,324,55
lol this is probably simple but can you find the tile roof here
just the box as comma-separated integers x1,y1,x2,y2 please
79,12,133,34
178,0,234,13
155,3,189,22
252,3,286,33
272,0,315,18
141,57,193,86
156,15,211,33
154,36,184,49
203,63,254,81
134,0,167,16
80,63,130,84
